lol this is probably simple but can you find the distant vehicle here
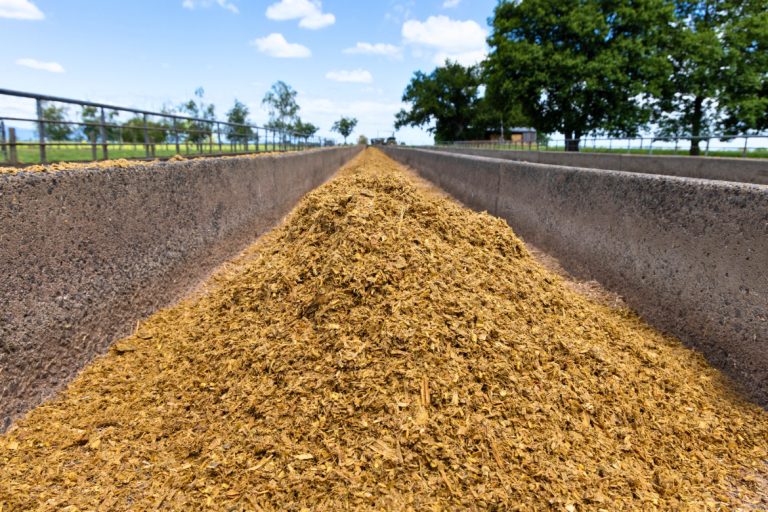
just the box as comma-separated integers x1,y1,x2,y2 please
370,136,397,146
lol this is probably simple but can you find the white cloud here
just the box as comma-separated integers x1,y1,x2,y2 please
343,42,402,60
402,15,487,65
250,33,311,58
443,0,461,6
182,0,238,13
16,58,64,73
326,69,373,83
0,0,44,19
266,0,334,29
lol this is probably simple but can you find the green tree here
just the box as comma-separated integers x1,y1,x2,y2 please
485,0,674,151
80,106,119,142
357,134,368,145
395,60,508,142
292,118,320,142
262,81,300,136
717,1,768,135
652,1,730,154
178,87,216,144
38,102,74,141
331,117,358,144
225,99,252,144
120,117,170,144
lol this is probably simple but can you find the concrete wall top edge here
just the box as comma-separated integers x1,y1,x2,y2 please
419,146,768,186
0,147,342,184
410,147,768,192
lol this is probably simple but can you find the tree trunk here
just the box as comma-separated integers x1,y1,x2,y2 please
565,130,581,152
690,95,703,156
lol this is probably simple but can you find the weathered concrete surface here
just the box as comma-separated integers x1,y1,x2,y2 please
383,146,768,407
424,146,768,185
0,147,363,431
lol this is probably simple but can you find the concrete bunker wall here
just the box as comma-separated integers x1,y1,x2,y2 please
0,146,363,430
424,146,768,186
382,146,768,407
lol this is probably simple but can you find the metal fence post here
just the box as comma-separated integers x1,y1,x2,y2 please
705,137,710,157
649,139,654,155
217,123,222,154
0,121,6,162
90,132,97,161
36,98,46,164
100,107,109,160
674,138,678,156
244,127,249,153
9,127,18,165
743,137,749,158
143,114,150,158
174,118,180,155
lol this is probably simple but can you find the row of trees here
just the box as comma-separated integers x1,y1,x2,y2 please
36,84,325,145
260,81,359,144
396,0,768,152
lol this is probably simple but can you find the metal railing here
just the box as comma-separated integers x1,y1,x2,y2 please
437,134,768,158
0,88,334,166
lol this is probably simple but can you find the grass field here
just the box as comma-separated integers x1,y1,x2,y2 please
1,142,310,165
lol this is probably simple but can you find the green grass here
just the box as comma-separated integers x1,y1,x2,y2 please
3,142,309,165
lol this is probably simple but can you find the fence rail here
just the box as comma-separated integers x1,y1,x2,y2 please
438,134,768,158
0,88,335,166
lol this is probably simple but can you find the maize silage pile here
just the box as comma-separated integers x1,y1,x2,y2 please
1,148,767,510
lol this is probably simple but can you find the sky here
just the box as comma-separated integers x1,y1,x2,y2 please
0,0,499,144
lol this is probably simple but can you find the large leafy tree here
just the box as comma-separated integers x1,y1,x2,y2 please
395,60,514,142
485,0,674,150
331,117,358,144
717,0,768,135
652,1,728,154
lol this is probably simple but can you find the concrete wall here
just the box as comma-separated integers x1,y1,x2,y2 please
383,147,768,407
0,146,363,431
424,146,768,186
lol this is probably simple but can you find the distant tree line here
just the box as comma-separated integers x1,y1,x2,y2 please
34,84,324,146
396,0,768,152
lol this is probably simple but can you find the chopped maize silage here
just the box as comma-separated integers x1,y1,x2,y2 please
0,151,293,175
1,148,767,511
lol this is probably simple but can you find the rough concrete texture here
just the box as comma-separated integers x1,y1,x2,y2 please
383,146,768,407
424,146,768,185
0,146,363,431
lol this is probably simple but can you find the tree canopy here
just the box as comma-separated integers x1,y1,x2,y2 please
225,99,253,143
331,117,358,144
485,0,674,150
178,87,216,143
395,61,522,142
39,102,74,141
716,0,768,135
262,81,300,133
292,118,320,140
80,106,121,142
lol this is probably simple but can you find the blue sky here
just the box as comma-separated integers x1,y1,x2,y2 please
0,0,498,144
